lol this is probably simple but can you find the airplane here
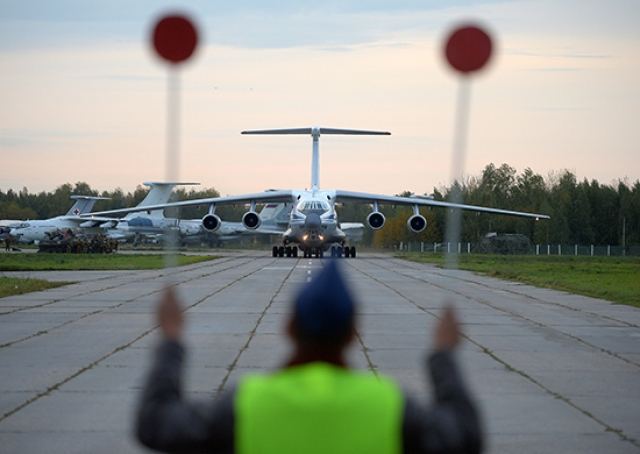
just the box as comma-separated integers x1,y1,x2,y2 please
104,187,292,246
10,182,195,244
101,182,199,244
10,195,110,244
81,126,550,258
154,202,294,247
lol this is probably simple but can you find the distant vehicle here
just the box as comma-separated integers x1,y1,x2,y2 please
83,126,549,258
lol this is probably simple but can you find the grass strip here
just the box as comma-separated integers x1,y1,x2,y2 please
0,253,217,271
0,277,71,298
0,253,218,298
398,253,640,308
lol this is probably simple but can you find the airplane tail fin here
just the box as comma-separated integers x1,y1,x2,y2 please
241,127,391,136
242,127,390,191
126,182,199,220
66,196,110,216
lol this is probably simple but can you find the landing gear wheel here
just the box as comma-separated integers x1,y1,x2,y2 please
272,246,278,257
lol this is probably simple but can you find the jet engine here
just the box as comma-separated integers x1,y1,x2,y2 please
366,211,386,230
201,214,222,233
101,221,117,229
242,211,262,230
407,214,427,233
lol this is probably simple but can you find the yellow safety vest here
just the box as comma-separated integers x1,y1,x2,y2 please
235,362,403,454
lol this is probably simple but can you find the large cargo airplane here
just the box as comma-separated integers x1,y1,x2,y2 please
83,127,549,258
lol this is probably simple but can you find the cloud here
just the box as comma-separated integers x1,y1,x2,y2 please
0,129,108,148
0,137,31,148
0,0,512,52
82,74,162,82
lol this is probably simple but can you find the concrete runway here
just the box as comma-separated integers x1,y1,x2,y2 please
1,250,639,453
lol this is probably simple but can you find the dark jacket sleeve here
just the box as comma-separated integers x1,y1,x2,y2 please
402,350,483,454
135,339,236,453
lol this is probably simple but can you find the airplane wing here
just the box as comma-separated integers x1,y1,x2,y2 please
340,222,364,242
81,190,296,218
334,190,550,219
36,215,121,230
253,226,288,235
72,216,121,228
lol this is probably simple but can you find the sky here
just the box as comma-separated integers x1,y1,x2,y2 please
1,0,639,197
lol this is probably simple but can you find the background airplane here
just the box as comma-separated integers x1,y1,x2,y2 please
10,195,110,244
83,126,549,258
104,186,292,247
157,202,294,247
11,182,195,244
102,182,198,244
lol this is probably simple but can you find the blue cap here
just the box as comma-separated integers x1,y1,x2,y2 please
294,260,356,340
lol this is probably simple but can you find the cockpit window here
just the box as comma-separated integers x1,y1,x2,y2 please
297,199,330,213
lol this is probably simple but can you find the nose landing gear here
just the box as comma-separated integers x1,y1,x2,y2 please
303,248,323,258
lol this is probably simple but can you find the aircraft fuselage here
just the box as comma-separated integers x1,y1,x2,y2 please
11,219,85,243
277,190,350,257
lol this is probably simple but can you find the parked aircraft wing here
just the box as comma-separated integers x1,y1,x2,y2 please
82,190,295,218
75,215,124,228
334,190,550,220
254,226,288,235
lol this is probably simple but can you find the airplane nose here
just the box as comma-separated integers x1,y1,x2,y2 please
304,213,321,229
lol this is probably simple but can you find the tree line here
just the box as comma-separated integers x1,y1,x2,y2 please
0,182,247,223
338,164,640,248
2,163,639,247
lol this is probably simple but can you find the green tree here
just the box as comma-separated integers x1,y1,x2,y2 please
547,170,576,244
2,170,640,248
585,180,618,245
0,201,36,220
619,180,640,246
512,168,548,241
571,180,594,244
